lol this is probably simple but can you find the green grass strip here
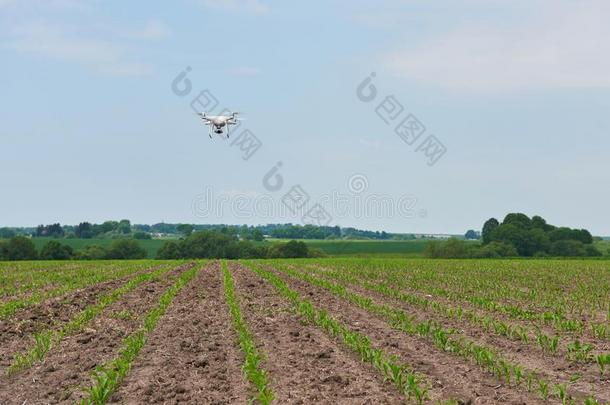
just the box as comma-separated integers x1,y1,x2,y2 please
222,261,274,405
6,264,174,376
244,261,429,404
79,263,201,405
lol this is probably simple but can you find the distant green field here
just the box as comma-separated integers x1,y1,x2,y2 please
263,239,431,256
594,240,610,255
25,237,434,258
29,237,172,258
22,237,430,258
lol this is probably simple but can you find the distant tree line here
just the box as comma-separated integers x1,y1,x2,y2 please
0,237,147,261
156,230,320,259
426,213,601,258
265,224,415,240
0,230,318,261
0,222,419,241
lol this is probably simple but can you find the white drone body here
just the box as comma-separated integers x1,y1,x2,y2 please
196,112,241,138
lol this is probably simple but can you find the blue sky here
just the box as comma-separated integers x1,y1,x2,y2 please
1,0,609,234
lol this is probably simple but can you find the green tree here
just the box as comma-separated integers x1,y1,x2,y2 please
117,219,132,234
0,228,16,239
40,241,74,260
464,230,478,240
531,215,554,232
105,239,146,259
75,245,107,260
252,229,264,241
181,231,240,258
482,218,499,244
550,240,586,257
574,229,593,244
548,227,574,242
156,241,182,259
0,240,7,259
5,236,38,260
100,221,119,234
424,238,473,258
75,222,93,239
502,213,531,230
477,241,518,258
177,224,194,237
277,240,309,258
490,224,524,253
584,244,602,256
522,228,551,256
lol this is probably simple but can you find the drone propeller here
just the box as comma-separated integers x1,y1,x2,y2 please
229,112,246,121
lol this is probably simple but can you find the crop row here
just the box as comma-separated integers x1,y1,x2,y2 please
311,259,610,340
0,261,162,299
0,261,84,297
222,261,274,404
268,261,604,404
0,261,159,319
81,263,201,404
6,264,175,375
298,262,608,366
244,261,431,404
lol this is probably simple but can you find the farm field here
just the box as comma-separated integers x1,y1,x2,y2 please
22,237,438,258
0,258,608,404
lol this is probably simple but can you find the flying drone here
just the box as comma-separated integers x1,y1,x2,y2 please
196,112,242,138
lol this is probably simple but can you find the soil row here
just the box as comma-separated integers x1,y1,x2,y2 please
0,262,194,404
264,263,543,404
0,265,163,369
108,261,249,404
298,263,609,398
309,263,610,350
230,261,407,404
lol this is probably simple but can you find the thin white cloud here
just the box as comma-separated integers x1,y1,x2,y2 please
5,23,151,76
383,1,610,92
199,0,269,15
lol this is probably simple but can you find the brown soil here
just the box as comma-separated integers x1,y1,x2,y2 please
0,283,59,304
0,263,194,405
296,264,610,401
0,260,603,404
312,263,609,344
109,261,250,405
0,266,159,369
263,264,544,404
231,262,408,404
307,263,610,362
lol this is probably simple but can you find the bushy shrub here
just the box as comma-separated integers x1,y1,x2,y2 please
4,236,38,260
424,238,473,258
550,240,586,257
157,231,311,259
156,241,182,259
472,241,518,258
105,239,147,259
74,245,107,260
40,241,74,260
